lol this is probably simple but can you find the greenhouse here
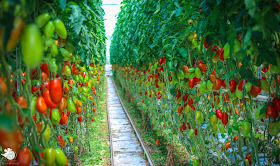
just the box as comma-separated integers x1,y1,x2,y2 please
0,0,280,165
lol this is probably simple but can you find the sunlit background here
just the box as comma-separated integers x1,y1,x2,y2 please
102,0,123,65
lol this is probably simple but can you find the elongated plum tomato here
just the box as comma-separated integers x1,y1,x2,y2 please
35,13,51,28
0,76,8,97
17,147,32,166
216,109,223,119
0,17,24,52
21,24,43,68
36,96,47,113
49,79,63,104
54,19,67,39
42,90,57,109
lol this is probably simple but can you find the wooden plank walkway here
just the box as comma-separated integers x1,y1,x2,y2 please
107,76,148,166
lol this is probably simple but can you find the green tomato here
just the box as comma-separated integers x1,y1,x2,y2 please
54,19,67,39
223,43,230,59
189,129,194,136
45,38,53,48
219,124,225,134
188,68,195,73
200,81,207,93
187,112,191,120
260,79,269,93
195,111,201,120
242,121,250,136
35,13,51,28
50,42,58,57
31,96,37,116
195,67,202,78
84,75,89,83
210,115,218,125
51,109,61,125
269,121,279,136
189,72,195,79
80,66,86,72
229,91,237,100
207,80,213,91
184,105,191,113
67,98,76,113
177,70,184,80
44,148,56,166
79,75,83,82
64,65,71,76
198,113,204,124
235,88,243,99
55,148,67,166
21,24,43,68
244,82,252,92
212,124,218,131
74,75,79,82
74,147,78,153
44,21,55,39
270,57,280,74
42,125,51,143
49,58,58,73
60,48,70,58
82,87,89,93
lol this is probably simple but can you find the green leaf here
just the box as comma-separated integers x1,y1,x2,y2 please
178,47,188,58
59,0,67,11
259,105,267,115
222,69,240,79
228,127,232,135
69,5,86,34
244,0,257,17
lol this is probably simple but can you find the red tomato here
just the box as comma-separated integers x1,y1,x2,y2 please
67,110,70,116
194,128,198,135
42,90,57,109
58,97,67,112
273,97,280,113
78,116,82,123
57,136,65,147
229,80,237,93
221,79,227,89
213,79,222,91
82,72,86,78
245,154,252,166
59,112,67,125
36,96,47,113
0,129,20,153
216,109,223,119
17,147,32,166
189,78,195,89
40,63,50,77
91,117,94,122
198,63,206,73
266,105,278,119
203,37,211,49
156,139,160,145
49,79,63,104
250,80,261,97
225,142,230,150
41,72,49,82
222,112,228,126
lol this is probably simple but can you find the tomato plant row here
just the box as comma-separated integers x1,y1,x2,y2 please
111,0,280,165
0,0,105,165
